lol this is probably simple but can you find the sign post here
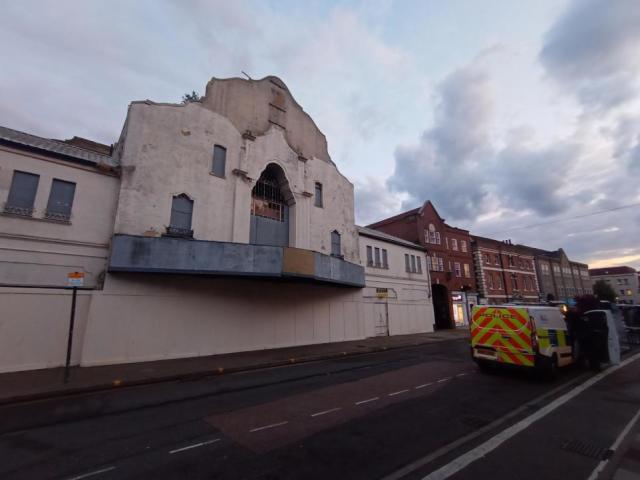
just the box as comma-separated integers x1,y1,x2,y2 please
64,272,84,383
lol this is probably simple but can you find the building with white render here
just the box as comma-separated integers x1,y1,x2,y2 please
0,76,435,373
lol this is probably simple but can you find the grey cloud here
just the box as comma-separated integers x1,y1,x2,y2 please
539,0,640,112
495,142,579,216
387,62,579,221
387,64,493,220
354,177,403,225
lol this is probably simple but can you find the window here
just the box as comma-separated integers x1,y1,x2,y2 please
454,262,461,277
45,179,76,221
494,254,500,265
485,253,491,264
374,247,381,267
541,263,550,274
366,246,373,266
382,249,388,268
511,275,518,290
487,274,494,289
437,257,444,271
553,264,561,275
461,240,467,252
168,194,194,237
620,289,625,296
314,182,323,207
5,171,39,216
212,145,226,177
405,254,410,272
451,238,458,251
331,230,341,256
435,232,441,244
426,256,432,271
496,275,503,289
463,263,470,278
416,256,422,273
445,237,449,249
411,255,417,273
508,255,514,267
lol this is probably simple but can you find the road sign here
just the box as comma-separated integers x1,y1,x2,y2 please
67,271,85,287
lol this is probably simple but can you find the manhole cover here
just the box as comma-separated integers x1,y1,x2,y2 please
561,439,611,460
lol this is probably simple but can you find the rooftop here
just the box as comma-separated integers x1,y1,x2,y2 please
589,266,637,276
0,125,117,169
357,226,424,251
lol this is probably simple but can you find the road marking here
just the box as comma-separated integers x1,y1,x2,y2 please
420,351,640,480
587,406,640,480
415,383,433,389
389,389,409,397
437,377,451,383
66,466,116,480
455,373,468,377
355,397,379,405
249,421,289,433
169,438,220,454
311,407,342,417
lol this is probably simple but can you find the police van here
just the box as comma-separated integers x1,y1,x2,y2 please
470,305,573,377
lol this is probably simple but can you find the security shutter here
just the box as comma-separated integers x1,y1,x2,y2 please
212,145,226,177
6,171,39,212
170,194,193,230
46,179,76,218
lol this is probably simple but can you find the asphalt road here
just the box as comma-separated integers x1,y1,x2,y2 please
0,339,638,480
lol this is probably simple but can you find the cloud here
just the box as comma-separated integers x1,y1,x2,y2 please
387,63,494,220
354,177,404,226
539,0,640,112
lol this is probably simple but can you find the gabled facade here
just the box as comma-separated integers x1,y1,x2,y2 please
368,200,477,329
0,76,435,373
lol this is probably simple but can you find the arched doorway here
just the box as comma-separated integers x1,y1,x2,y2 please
432,284,452,330
250,163,294,247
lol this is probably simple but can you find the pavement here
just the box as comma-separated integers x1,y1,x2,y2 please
608,421,640,480
0,328,469,405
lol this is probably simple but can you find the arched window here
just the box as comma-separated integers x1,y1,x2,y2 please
167,193,194,237
331,230,341,257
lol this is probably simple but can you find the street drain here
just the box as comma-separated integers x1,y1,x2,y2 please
561,439,611,460
461,416,491,429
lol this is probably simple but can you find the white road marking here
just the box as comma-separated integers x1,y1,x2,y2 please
437,378,451,383
169,438,220,454
587,406,640,480
249,421,289,433
455,373,468,377
389,389,409,397
66,466,116,480
355,397,379,405
421,351,640,480
415,383,434,389
311,407,342,417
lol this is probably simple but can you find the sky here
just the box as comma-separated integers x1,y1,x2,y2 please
1,0,639,269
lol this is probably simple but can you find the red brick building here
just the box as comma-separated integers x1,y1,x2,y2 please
367,201,477,329
471,236,540,304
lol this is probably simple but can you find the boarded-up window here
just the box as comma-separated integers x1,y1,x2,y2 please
212,145,226,177
315,182,323,207
169,194,194,236
46,179,76,221
5,171,39,215
331,230,341,256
